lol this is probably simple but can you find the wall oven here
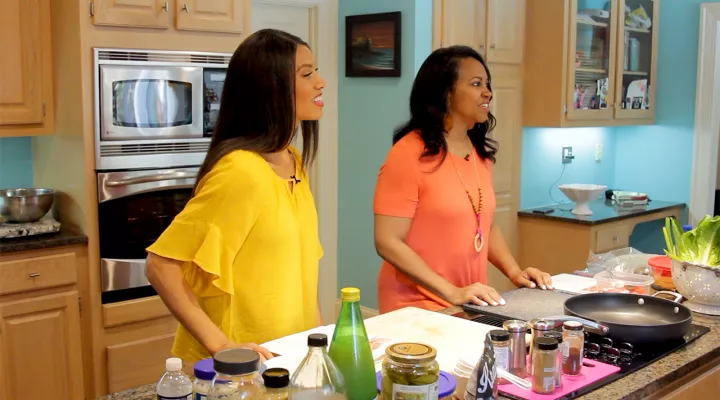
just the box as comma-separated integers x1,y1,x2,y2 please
98,167,197,304
93,48,231,303
94,48,230,171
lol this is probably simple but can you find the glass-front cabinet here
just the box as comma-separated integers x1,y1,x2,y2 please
523,0,659,127
567,0,618,120
615,0,657,119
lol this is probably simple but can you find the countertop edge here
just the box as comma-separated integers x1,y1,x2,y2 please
0,230,89,254
517,202,686,225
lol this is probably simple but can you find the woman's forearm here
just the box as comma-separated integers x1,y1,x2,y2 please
376,238,457,302
146,255,230,355
487,223,523,279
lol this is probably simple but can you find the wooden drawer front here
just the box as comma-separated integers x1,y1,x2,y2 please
0,252,77,295
594,225,630,253
107,334,175,393
102,295,171,327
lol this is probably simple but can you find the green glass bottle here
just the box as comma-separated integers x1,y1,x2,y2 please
328,287,377,400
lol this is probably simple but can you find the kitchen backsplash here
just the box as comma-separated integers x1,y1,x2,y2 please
0,137,34,189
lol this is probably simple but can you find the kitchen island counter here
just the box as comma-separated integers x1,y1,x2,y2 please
97,290,720,400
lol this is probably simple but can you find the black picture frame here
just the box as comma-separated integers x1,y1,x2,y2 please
345,11,402,78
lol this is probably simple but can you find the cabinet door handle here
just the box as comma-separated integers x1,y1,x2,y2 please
479,44,485,49
182,3,190,12
29,273,40,278
490,44,496,49
162,2,168,11
613,235,620,242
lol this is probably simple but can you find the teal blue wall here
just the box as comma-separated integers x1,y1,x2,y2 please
0,138,34,189
337,0,432,308
521,127,616,209
521,0,718,255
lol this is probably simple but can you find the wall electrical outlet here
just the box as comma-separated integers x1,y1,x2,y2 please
562,146,575,164
595,143,603,162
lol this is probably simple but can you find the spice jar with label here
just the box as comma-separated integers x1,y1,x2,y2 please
489,330,510,384
531,337,558,395
542,332,563,388
562,321,585,375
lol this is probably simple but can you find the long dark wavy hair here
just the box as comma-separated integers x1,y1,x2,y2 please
193,29,319,195
393,45,497,165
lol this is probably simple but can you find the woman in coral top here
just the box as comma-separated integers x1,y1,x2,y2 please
374,46,553,314
145,29,326,362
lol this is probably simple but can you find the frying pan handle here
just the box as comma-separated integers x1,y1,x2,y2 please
653,291,684,303
544,315,610,335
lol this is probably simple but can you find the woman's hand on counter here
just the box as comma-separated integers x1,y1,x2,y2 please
510,267,553,290
214,342,275,362
449,282,506,307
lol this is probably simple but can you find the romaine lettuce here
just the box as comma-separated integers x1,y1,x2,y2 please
663,215,720,268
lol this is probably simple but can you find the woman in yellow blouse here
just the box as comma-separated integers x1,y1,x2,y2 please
145,29,326,363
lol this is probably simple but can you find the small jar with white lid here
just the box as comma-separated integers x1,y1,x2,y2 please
193,358,216,400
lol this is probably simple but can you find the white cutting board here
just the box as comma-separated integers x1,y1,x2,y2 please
261,306,497,374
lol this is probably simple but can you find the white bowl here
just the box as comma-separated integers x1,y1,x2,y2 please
558,184,608,215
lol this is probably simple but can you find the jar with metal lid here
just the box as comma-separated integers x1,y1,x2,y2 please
381,342,440,399
542,332,563,388
489,330,510,384
502,320,528,378
209,348,264,399
562,321,585,375
531,337,558,395
193,358,216,400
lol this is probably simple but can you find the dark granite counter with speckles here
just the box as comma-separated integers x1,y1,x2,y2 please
518,199,686,225
0,227,88,253
97,288,720,400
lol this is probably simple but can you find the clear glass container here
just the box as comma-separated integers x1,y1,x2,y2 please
209,348,264,399
290,333,347,399
542,332,564,388
381,343,440,399
562,321,585,375
531,337,558,395
261,368,289,400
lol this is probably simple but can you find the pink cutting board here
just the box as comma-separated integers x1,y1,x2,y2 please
498,359,621,400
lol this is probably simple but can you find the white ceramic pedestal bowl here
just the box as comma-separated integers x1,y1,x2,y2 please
558,184,608,216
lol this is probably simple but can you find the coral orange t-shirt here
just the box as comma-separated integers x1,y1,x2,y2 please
374,131,496,314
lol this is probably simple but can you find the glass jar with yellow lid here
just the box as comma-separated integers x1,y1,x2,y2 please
381,342,440,399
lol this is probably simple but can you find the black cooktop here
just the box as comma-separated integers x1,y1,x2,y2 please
455,307,710,399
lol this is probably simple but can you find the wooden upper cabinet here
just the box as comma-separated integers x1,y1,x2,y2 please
91,0,171,29
432,0,524,65
0,0,54,135
487,0,525,64
524,0,659,127
175,0,246,34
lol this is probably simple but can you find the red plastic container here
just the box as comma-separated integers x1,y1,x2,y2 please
648,255,674,290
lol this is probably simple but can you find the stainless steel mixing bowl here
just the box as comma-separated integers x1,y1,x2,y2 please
0,188,55,223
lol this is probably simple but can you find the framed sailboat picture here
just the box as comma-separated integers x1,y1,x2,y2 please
345,12,401,77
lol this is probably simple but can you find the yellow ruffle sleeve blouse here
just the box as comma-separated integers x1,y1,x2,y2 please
146,147,322,362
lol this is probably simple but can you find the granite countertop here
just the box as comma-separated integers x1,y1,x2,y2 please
97,288,720,400
0,226,88,253
517,199,686,225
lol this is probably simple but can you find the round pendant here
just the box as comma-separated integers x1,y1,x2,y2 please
474,233,484,252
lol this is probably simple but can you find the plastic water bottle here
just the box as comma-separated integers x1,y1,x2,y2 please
157,357,193,400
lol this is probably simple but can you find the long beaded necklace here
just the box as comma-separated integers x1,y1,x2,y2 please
449,137,484,252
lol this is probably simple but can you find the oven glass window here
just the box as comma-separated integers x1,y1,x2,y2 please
98,188,191,260
112,79,193,128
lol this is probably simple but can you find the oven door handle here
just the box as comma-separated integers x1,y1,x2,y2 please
105,171,197,187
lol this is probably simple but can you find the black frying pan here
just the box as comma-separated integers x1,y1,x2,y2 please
563,292,692,344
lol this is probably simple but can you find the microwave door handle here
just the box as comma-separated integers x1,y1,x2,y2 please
105,171,197,187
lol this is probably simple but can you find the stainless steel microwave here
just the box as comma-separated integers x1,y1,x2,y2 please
94,48,230,171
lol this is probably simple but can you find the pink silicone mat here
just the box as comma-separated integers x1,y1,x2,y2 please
498,359,621,400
